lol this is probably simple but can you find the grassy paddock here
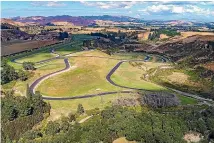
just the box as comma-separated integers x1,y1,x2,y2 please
46,92,138,120
3,59,66,97
111,61,166,91
37,51,123,97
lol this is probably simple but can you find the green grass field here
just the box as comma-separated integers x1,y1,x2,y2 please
3,59,66,97
45,92,139,120
177,94,198,105
37,51,124,97
111,62,166,91
55,41,82,55
15,51,55,63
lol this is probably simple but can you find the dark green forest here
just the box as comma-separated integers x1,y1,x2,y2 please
1,91,51,142
15,105,214,143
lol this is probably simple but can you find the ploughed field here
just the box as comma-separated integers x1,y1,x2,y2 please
1,40,59,56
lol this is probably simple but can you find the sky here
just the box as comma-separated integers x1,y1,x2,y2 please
1,1,214,22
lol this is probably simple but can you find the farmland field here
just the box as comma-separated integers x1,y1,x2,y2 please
1,40,59,56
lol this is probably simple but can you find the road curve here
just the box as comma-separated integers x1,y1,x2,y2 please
106,60,214,105
29,58,70,95
29,57,134,100
21,51,212,104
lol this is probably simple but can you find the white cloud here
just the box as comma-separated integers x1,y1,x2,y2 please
80,1,138,9
31,1,66,7
199,1,214,5
139,4,213,16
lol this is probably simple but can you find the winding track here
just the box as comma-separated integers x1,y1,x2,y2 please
12,52,213,104
28,55,151,100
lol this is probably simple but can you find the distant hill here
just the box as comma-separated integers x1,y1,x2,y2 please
11,15,143,26
1,18,26,27
80,15,143,22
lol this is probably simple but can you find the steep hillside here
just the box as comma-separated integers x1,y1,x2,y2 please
155,35,214,64
1,18,26,27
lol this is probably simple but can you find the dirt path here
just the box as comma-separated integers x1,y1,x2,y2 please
78,115,93,123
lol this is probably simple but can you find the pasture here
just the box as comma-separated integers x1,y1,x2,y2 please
37,51,124,97
111,61,167,90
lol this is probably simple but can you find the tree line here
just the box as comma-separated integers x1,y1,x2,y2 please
16,104,214,143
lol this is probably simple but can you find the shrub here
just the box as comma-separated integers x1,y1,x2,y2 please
23,62,35,70
77,104,84,115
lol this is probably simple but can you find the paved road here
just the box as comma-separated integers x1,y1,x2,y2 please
29,58,70,95
106,60,214,105
29,57,134,100
13,51,213,104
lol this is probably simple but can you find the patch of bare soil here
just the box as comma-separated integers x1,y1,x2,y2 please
159,34,169,39
47,109,70,121
113,97,140,106
113,137,136,143
184,132,203,143
204,62,214,72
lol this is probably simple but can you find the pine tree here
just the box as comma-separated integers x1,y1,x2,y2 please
77,104,84,115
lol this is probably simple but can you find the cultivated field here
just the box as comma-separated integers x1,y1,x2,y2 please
1,40,59,56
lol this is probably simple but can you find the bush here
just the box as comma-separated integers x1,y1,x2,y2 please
68,113,76,122
45,121,60,136
77,104,84,115
18,70,29,81
21,130,42,140
23,62,35,70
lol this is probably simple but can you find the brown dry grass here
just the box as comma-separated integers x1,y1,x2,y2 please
113,137,136,143
167,72,189,84
1,40,58,56
204,62,214,72
181,32,214,38
138,31,150,40
159,34,169,39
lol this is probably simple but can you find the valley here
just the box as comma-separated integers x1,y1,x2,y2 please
1,8,214,143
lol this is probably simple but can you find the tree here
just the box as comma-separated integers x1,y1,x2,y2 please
1,64,18,84
77,104,84,115
26,84,32,100
23,62,35,70
59,32,69,40
18,70,28,81
60,120,70,132
68,113,76,122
